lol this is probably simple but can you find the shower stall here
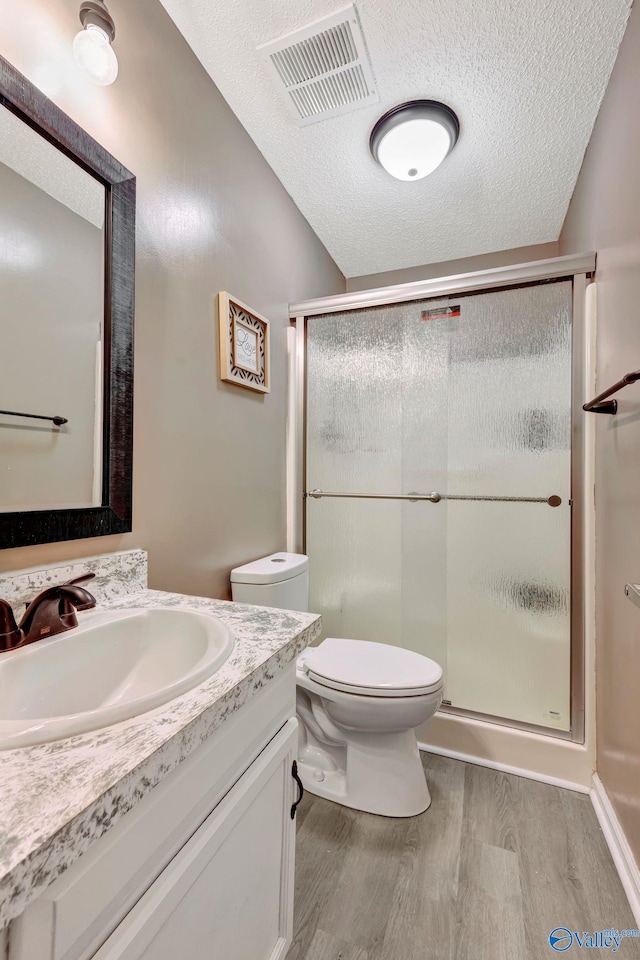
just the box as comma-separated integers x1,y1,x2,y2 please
289,254,593,742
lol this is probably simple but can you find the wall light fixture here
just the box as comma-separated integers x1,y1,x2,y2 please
73,0,118,86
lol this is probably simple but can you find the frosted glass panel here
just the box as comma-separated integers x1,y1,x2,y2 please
307,498,448,671
447,282,571,499
305,280,572,731
306,310,404,495
446,501,570,729
306,498,402,646
306,304,450,496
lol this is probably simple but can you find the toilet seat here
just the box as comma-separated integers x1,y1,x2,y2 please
302,638,444,699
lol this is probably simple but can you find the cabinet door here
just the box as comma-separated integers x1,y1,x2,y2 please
93,718,299,960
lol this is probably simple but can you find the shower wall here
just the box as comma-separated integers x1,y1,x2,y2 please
560,0,640,860
305,281,573,731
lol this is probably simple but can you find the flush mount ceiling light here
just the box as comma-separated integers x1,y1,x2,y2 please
73,0,118,86
370,100,459,182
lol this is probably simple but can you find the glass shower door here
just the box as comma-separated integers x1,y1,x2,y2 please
305,281,572,731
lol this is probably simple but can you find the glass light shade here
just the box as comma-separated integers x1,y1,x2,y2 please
73,24,118,86
377,118,452,181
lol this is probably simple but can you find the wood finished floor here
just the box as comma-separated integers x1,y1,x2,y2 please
286,753,640,960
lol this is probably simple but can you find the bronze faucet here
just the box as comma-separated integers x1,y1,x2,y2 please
0,573,97,653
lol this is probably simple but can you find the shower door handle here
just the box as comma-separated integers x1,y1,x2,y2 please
306,489,562,506
306,489,441,502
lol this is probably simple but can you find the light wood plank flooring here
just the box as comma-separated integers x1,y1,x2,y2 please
287,753,640,960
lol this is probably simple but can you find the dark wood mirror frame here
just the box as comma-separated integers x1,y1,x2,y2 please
0,54,135,549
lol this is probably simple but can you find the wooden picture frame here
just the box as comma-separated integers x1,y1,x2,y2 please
217,292,270,394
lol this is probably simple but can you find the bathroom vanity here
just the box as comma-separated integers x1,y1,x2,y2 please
0,551,321,960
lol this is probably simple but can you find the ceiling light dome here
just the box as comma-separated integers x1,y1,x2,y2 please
370,100,459,181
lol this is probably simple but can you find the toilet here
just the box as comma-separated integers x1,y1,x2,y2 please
230,552,444,818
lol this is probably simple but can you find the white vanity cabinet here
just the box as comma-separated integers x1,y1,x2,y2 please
94,720,298,960
7,667,300,960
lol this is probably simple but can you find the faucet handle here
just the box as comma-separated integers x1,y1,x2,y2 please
63,573,96,587
0,600,23,652
62,574,97,611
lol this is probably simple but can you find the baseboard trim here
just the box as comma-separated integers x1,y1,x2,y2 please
590,774,640,927
418,741,590,794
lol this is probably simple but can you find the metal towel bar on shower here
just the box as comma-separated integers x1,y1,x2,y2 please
306,489,563,507
583,369,640,414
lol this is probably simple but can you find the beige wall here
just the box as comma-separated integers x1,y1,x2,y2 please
560,3,640,859
0,0,344,596
346,242,559,292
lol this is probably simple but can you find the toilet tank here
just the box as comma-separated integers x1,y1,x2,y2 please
230,553,309,612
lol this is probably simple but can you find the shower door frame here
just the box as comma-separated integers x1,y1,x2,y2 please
288,252,595,744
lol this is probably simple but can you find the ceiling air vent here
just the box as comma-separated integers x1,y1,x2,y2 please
258,5,379,126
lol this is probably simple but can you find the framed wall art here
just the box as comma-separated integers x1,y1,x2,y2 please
217,292,270,394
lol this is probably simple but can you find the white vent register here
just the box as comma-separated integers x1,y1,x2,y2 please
258,5,379,125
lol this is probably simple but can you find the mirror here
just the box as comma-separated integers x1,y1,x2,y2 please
0,107,106,511
0,54,135,549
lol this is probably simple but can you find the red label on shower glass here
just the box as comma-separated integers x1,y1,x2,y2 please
421,305,461,320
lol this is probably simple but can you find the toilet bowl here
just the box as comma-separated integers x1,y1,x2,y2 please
230,553,444,818
296,639,443,817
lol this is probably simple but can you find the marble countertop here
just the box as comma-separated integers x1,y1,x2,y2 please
0,588,321,930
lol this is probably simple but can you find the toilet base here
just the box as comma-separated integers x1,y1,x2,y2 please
297,728,431,818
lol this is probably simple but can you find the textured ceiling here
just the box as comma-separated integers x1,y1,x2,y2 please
158,0,631,277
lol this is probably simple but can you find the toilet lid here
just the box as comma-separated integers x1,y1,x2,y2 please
303,638,443,697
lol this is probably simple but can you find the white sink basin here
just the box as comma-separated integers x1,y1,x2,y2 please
0,607,235,749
